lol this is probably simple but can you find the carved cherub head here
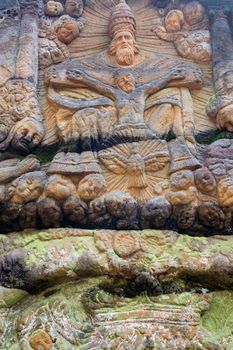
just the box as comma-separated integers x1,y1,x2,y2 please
114,69,136,93
65,0,84,18
198,201,225,229
105,191,137,218
45,1,64,16
216,105,233,133
38,198,62,228
63,195,87,223
194,167,216,194
78,174,107,201
6,171,47,204
43,175,76,203
183,1,205,26
19,202,38,229
53,15,85,44
170,170,194,191
176,31,211,63
142,196,171,228
10,118,44,154
165,9,184,33
0,117,44,154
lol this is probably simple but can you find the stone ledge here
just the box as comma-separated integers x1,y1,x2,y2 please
1,229,233,292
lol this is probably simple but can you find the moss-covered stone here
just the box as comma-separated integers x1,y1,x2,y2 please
1,229,233,348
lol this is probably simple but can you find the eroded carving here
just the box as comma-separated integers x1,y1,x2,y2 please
2,1,233,348
0,0,233,235
152,1,212,63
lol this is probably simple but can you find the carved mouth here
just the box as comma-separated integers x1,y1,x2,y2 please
120,44,130,49
15,139,30,153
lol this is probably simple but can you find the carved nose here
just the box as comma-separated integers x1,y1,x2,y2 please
24,134,32,142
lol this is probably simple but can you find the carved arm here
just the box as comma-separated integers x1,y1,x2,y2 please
143,68,186,96
66,69,116,100
151,25,174,42
0,156,40,184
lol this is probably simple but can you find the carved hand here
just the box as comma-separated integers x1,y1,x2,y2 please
66,69,85,82
169,68,186,81
174,32,188,40
151,24,166,35
17,156,40,174
44,67,58,85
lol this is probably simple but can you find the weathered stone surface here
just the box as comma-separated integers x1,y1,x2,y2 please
0,229,233,348
1,229,233,292
0,0,232,232
1,0,233,348
0,229,233,350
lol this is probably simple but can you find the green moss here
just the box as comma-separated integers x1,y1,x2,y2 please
207,93,217,107
35,145,58,163
0,287,29,308
195,129,233,144
166,129,176,142
201,291,233,343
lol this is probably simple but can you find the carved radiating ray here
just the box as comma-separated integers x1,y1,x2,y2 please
99,140,169,201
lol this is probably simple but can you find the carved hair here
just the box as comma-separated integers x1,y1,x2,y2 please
113,68,136,79
183,1,205,13
165,9,184,27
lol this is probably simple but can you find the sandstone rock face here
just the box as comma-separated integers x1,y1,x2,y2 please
1,0,233,348
1,229,233,349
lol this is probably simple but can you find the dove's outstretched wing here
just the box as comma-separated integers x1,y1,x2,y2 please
144,151,170,172
99,150,128,175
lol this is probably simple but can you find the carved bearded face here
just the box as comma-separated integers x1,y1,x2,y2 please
11,120,44,154
65,0,83,17
110,31,139,66
115,72,136,93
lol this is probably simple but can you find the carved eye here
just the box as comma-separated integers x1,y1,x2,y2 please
33,134,41,144
20,128,27,136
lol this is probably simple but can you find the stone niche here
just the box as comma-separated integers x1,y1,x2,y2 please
1,0,233,349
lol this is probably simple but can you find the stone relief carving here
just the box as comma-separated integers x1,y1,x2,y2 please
0,0,233,236
39,0,85,69
152,1,212,64
2,1,233,348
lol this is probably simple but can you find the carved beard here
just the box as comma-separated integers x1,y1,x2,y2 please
115,44,135,66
